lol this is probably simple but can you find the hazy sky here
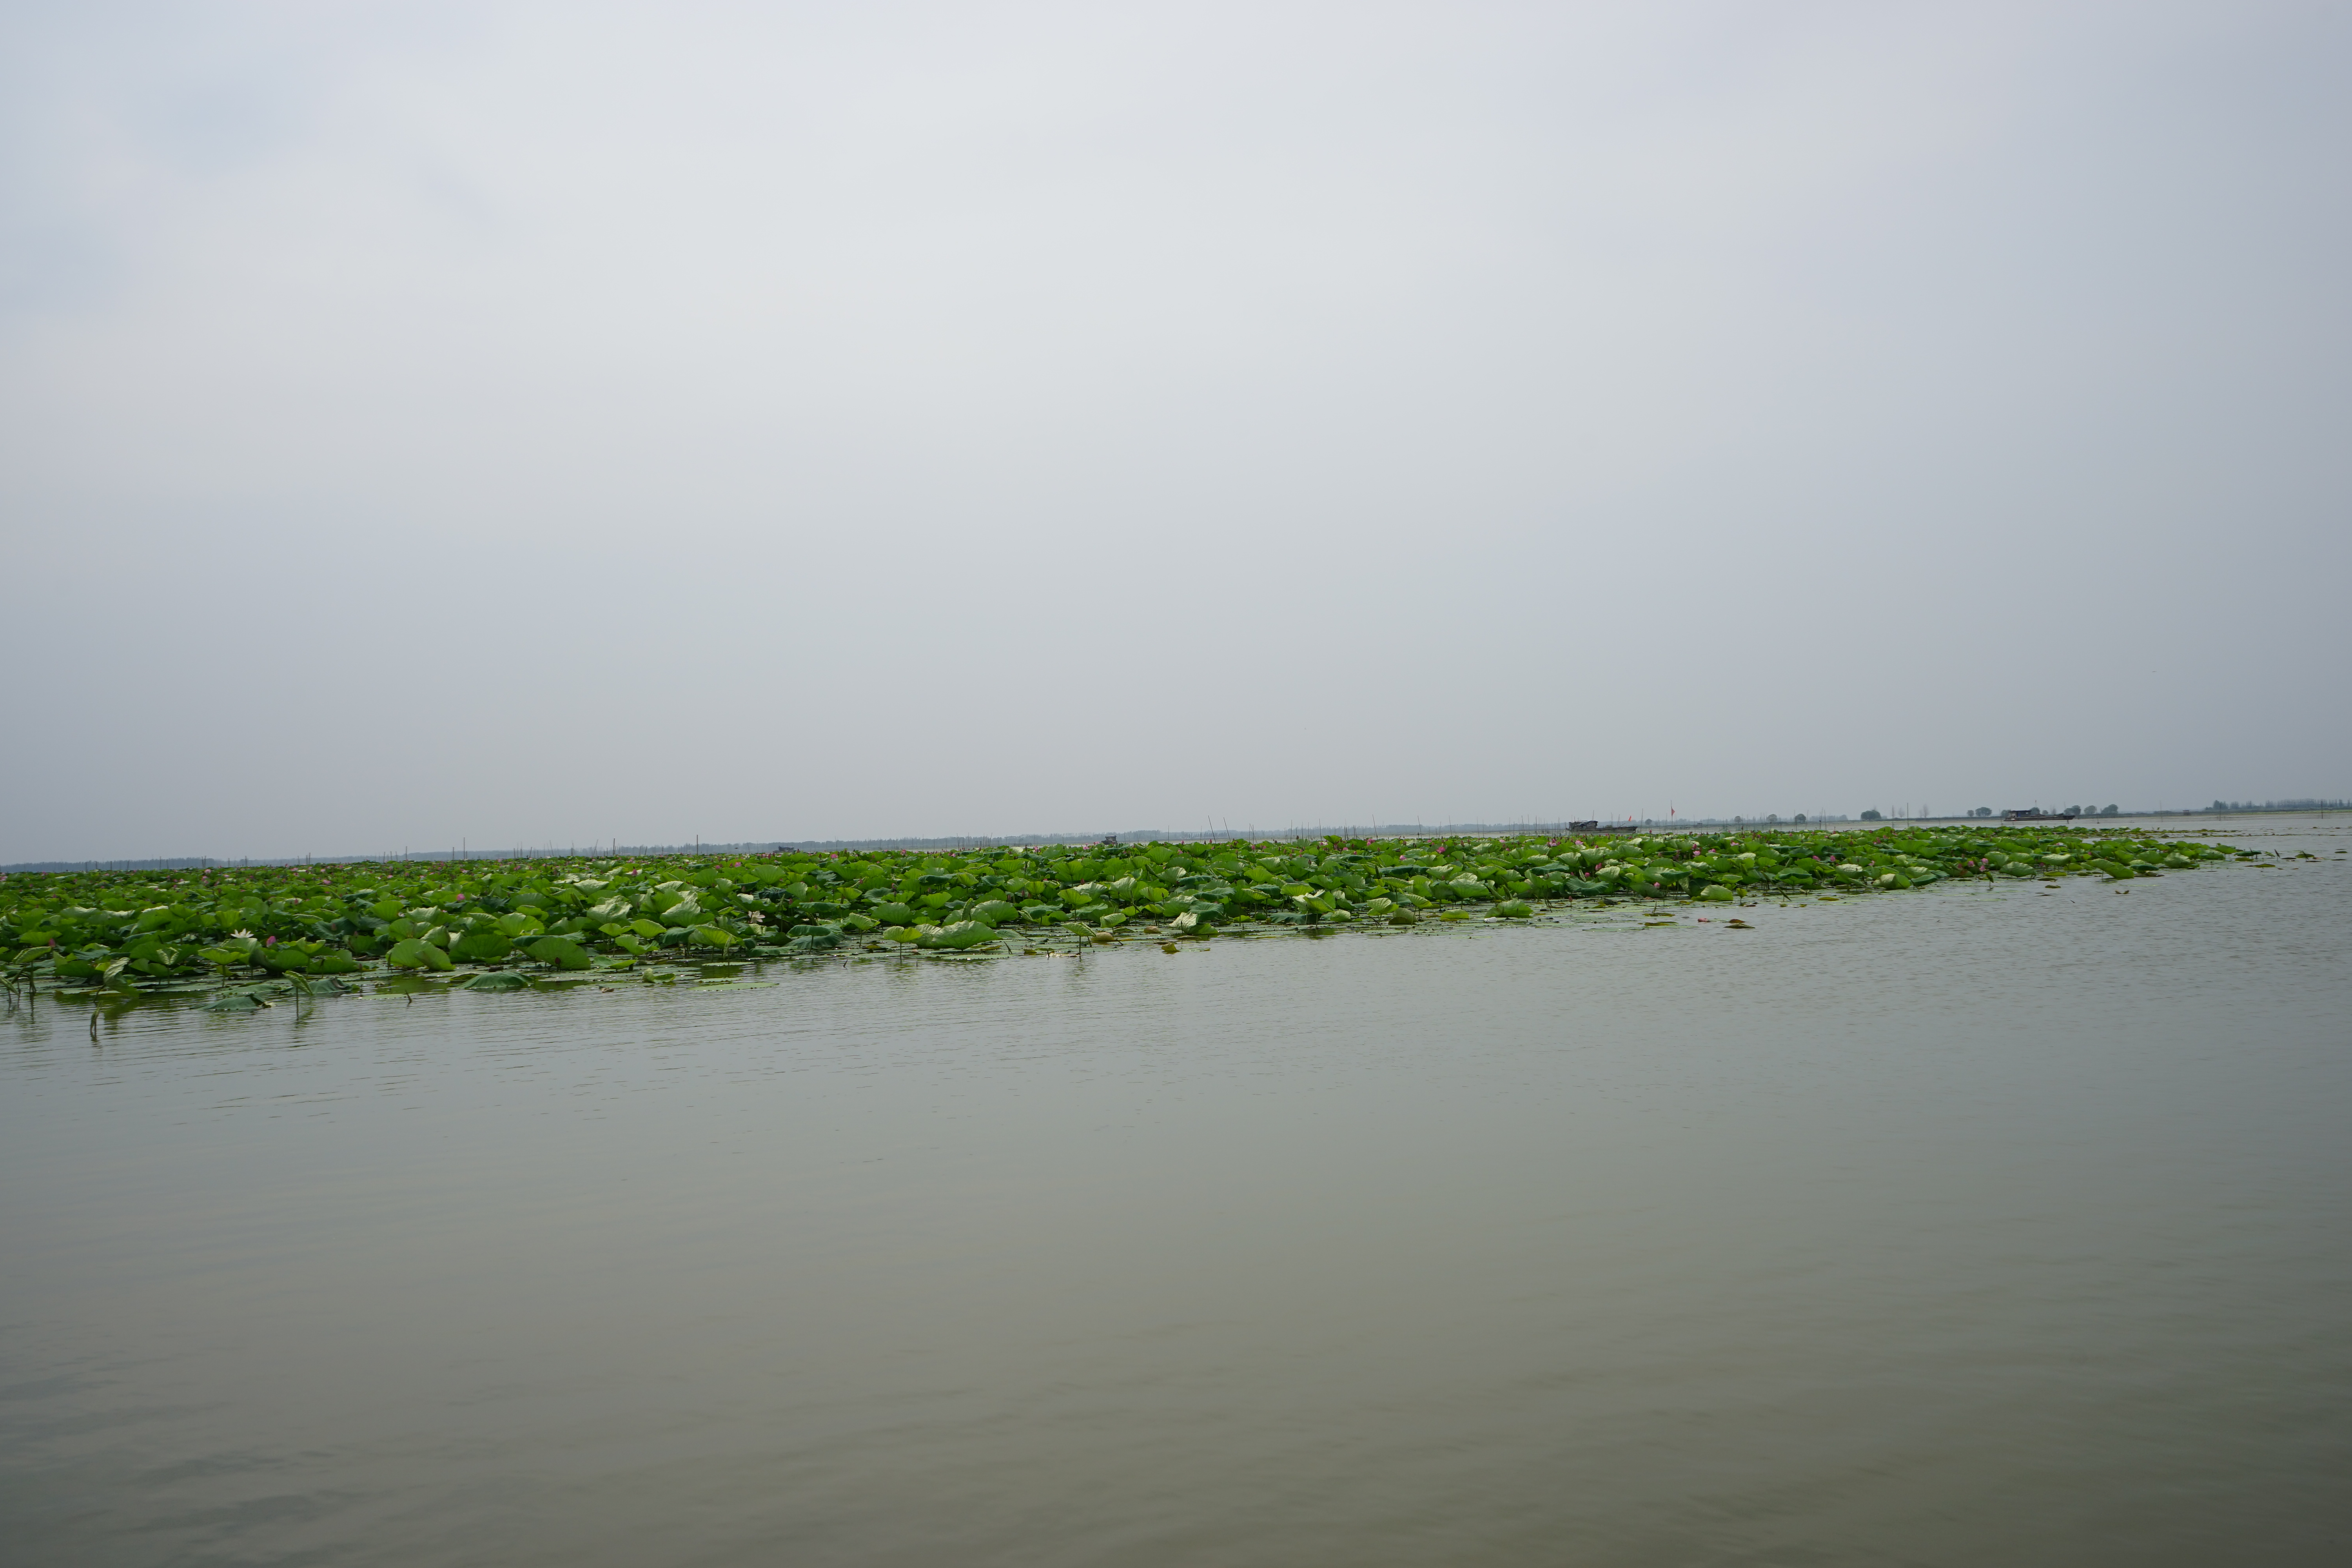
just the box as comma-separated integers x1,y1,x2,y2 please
4,1,2346,860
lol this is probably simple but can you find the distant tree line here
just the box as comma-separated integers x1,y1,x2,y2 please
2206,799,2348,813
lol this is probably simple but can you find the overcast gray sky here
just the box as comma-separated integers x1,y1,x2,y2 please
3,1,2346,861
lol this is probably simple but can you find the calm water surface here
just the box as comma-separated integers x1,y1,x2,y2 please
5,826,2349,1566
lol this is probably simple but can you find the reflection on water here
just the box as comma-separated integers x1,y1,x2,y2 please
4,826,2349,1566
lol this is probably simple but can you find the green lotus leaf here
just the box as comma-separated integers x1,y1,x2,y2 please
788,923,844,952
1495,899,1535,918
456,970,532,992
526,936,592,970
452,929,512,962
917,920,999,950
871,902,915,926
691,924,739,948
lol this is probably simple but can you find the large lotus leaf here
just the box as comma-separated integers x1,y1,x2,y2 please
838,913,878,932
527,936,593,970
871,902,915,926
629,918,665,938
254,947,314,972
386,938,434,969
661,904,704,929
1495,900,1535,918
587,898,632,924
918,920,999,950
1168,912,1213,938
311,950,361,973
452,929,512,962
1698,885,1736,902
1020,903,1063,924
691,924,740,948
613,934,649,954
969,900,1021,925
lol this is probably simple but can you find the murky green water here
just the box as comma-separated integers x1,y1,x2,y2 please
5,826,2348,1566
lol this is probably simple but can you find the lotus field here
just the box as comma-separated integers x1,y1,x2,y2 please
1,826,2260,1007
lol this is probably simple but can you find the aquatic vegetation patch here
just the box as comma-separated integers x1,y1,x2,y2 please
0,826,2256,1005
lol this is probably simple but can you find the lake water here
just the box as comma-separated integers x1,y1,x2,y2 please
5,824,2348,1566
